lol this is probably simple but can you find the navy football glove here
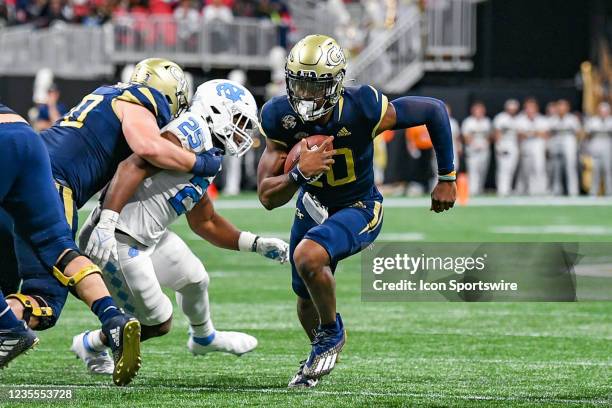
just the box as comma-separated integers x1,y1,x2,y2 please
191,147,224,177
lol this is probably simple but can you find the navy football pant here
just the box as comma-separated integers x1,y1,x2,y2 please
0,122,78,323
289,193,384,299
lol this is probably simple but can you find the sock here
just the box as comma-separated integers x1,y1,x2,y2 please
190,320,215,340
84,329,107,352
320,314,340,332
91,296,122,325
192,330,216,346
0,294,21,330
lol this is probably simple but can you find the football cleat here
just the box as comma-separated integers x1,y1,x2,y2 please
101,314,142,386
302,313,345,379
288,360,320,388
70,331,114,375
0,321,38,369
187,330,257,356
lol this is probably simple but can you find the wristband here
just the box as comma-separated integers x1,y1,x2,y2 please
438,170,456,182
289,164,313,186
238,231,259,252
191,148,223,177
99,209,119,226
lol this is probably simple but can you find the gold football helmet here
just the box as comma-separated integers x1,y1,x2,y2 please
130,58,189,117
285,35,347,121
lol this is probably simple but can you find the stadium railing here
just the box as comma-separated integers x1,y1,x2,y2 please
0,23,113,78
0,17,279,77
108,16,278,69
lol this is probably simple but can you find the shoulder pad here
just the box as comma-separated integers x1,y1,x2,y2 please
162,110,214,154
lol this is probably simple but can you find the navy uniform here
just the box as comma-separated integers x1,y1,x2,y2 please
12,84,172,326
0,103,78,286
261,85,386,299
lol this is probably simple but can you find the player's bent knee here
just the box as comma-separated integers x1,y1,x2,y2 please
293,240,329,281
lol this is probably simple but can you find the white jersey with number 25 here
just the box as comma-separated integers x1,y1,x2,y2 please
116,108,216,247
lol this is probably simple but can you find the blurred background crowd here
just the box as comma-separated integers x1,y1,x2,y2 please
0,0,291,28
2,0,612,199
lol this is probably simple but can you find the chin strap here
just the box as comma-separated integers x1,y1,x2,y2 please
52,249,102,287
6,293,55,330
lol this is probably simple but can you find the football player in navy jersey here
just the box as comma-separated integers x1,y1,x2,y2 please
256,35,456,387
2,59,223,379
0,103,143,385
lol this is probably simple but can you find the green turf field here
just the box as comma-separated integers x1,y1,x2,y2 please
2,197,611,407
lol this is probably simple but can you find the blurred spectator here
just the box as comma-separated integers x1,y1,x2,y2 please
203,0,232,23
35,0,71,28
584,102,612,196
174,0,199,50
516,98,549,196
461,101,492,195
548,99,581,196
204,0,233,53
33,83,68,131
493,99,519,197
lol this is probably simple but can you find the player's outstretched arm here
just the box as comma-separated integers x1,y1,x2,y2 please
186,194,289,262
377,96,456,212
117,100,197,171
117,101,223,178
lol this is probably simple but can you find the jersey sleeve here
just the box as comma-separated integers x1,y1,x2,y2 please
162,111,213,154
356,85,389,138
115,85,173,128
259,99,289,148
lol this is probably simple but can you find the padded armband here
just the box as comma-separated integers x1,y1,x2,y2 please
52,264,102,287
6,294,55,330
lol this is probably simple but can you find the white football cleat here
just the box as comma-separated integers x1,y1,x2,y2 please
187,331,257,356
71,331,114,375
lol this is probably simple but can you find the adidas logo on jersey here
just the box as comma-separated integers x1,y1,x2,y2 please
110,327,121,348
336,127,351,137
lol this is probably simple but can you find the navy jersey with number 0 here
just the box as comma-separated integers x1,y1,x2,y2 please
41,83,172,208
260,85,387,208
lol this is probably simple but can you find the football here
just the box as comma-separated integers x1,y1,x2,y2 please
283,135,334,174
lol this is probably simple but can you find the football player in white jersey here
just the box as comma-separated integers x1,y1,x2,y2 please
461,101,492,195
71,80,289,375
585,102,612,196
548,99,581,196
493,99,520,196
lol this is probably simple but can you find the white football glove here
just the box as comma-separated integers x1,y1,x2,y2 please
238,231,289,264
84,209,119,267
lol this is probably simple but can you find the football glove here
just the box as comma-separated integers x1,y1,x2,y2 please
84,209,119,267
238,232,289,264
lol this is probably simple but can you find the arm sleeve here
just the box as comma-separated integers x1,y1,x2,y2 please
391,96,455,175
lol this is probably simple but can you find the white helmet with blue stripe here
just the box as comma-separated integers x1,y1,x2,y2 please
190,79,259,157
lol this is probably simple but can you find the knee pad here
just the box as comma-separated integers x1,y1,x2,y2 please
6,293,60,330
52,250,102,287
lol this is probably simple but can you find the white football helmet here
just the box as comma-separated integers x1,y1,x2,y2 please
190,79,259,157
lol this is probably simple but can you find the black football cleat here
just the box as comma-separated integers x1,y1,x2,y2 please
0,321,38,369
102,314,141,386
